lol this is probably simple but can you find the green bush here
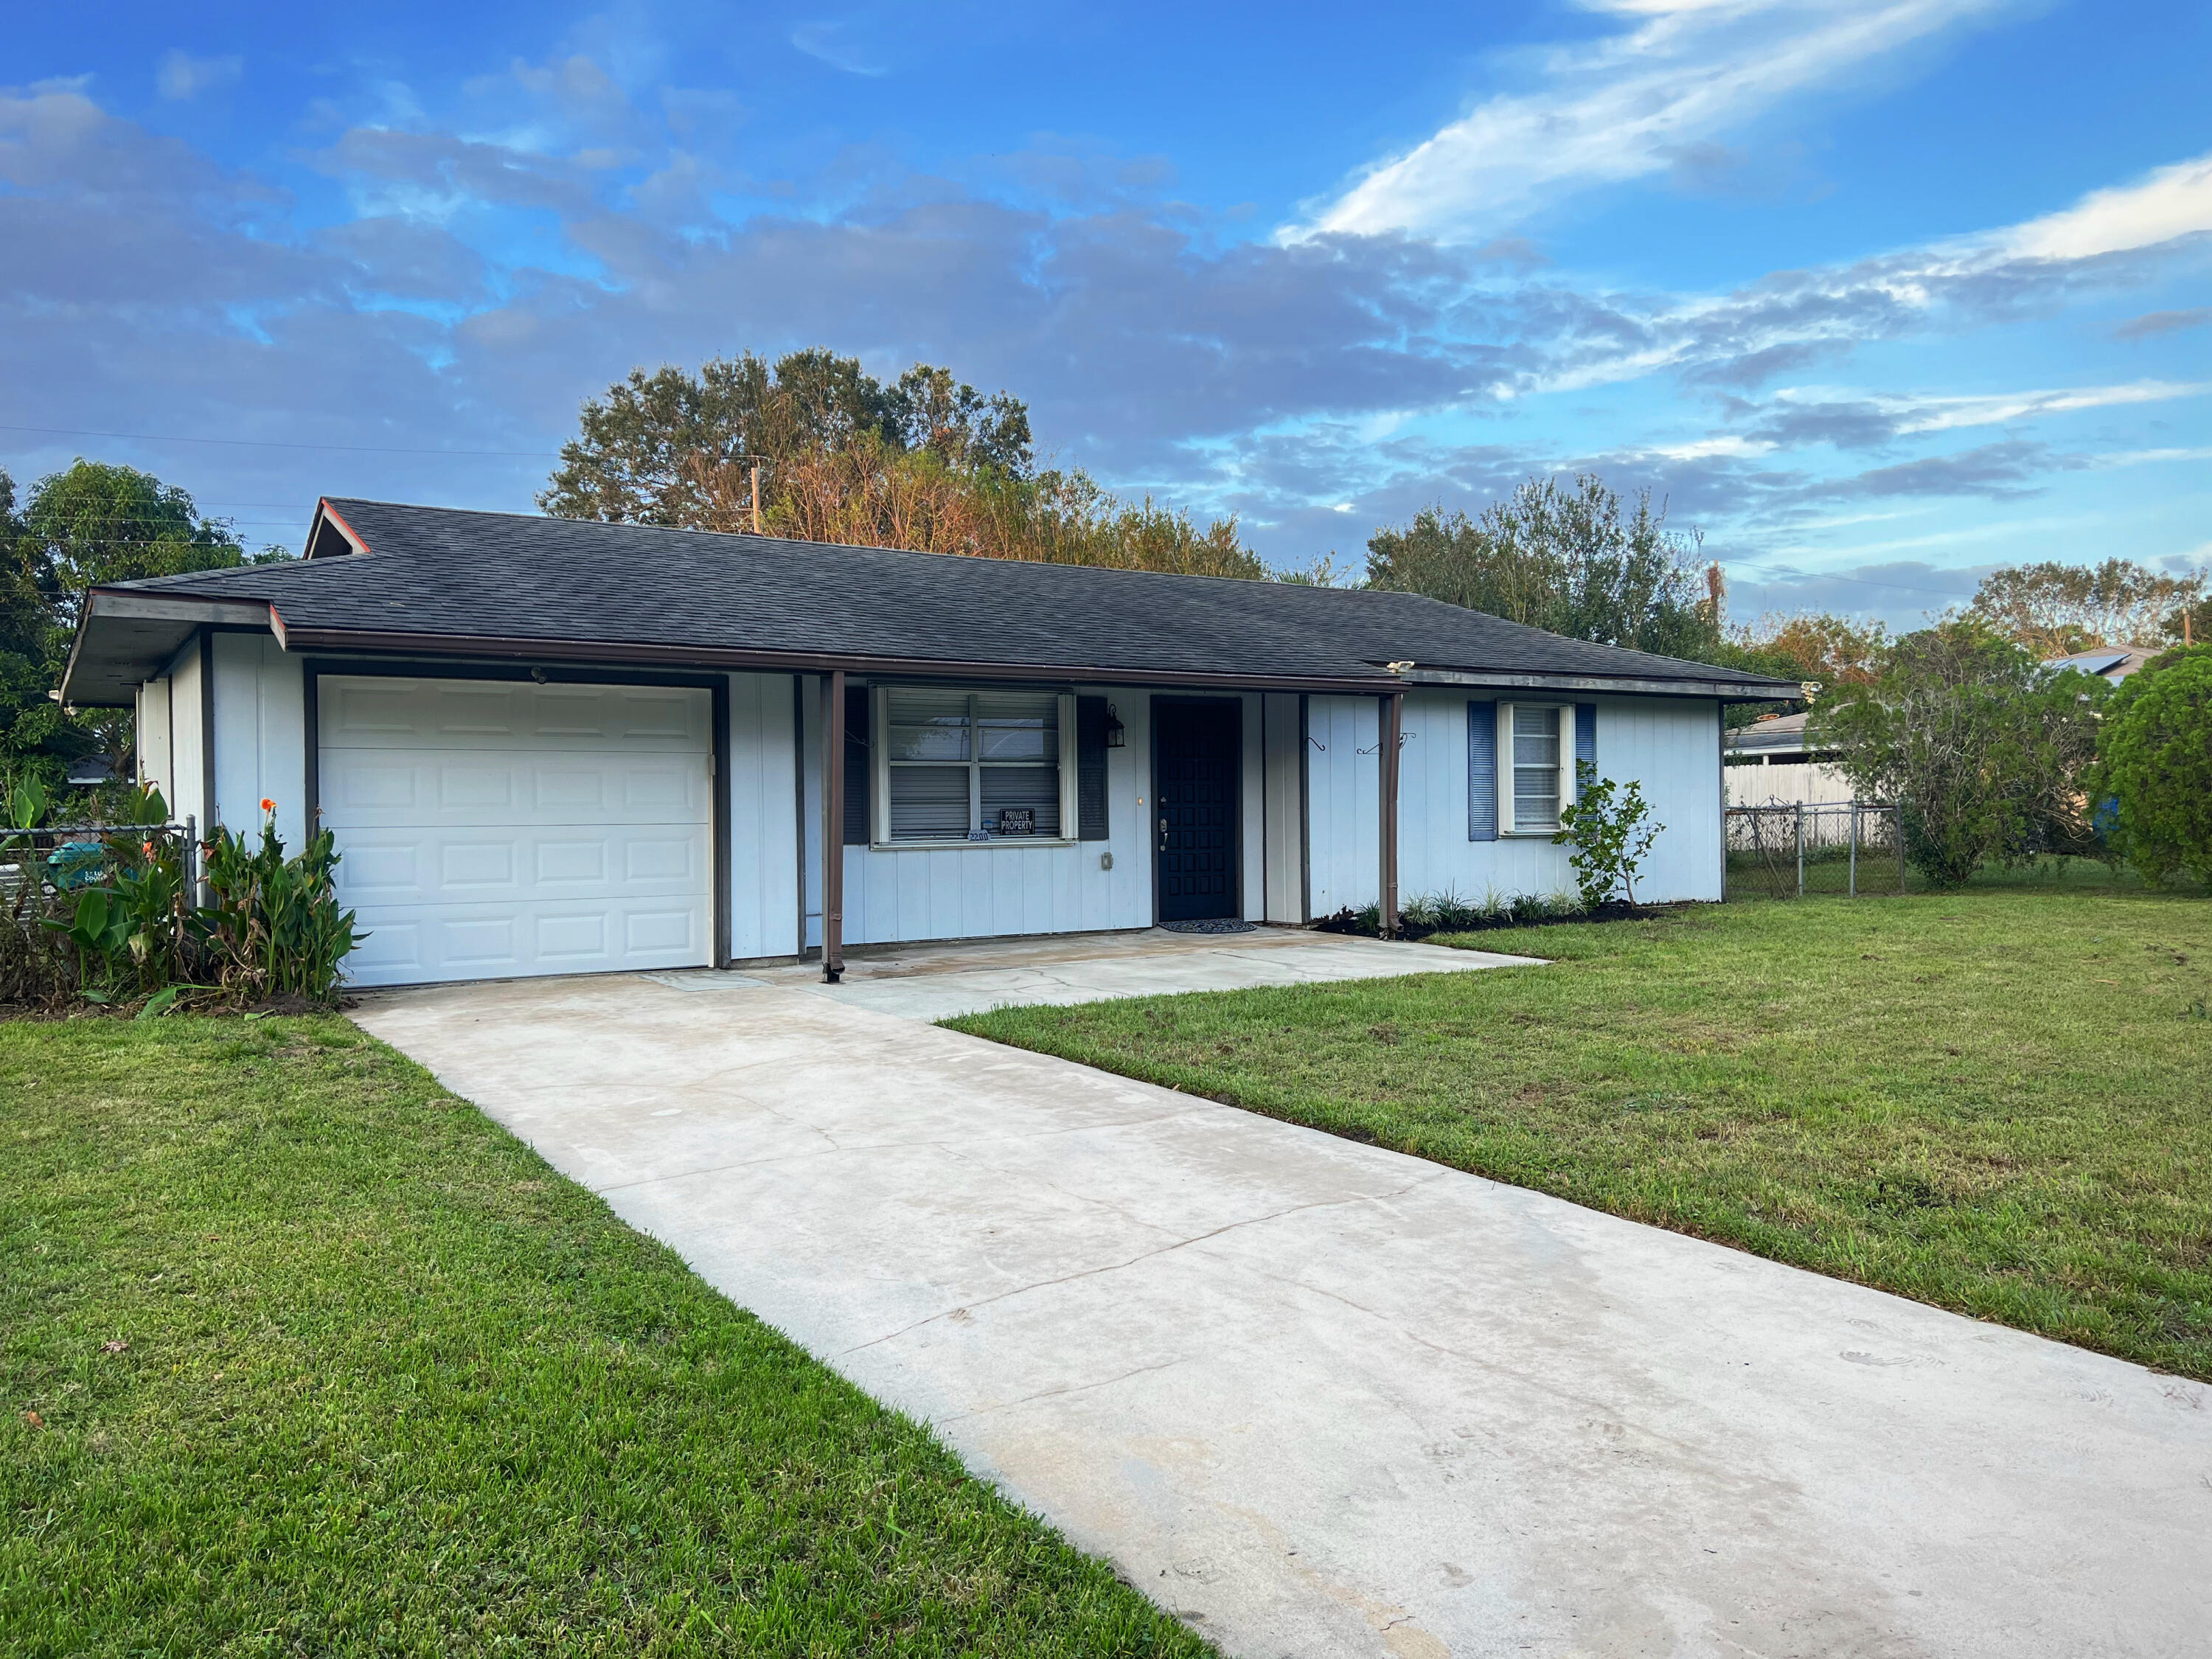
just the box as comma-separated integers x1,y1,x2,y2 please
2085,644,2212,887
1555,771,1663,907
1818,622,2104,888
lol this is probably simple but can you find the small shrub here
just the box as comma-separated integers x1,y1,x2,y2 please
1555,773,1663,908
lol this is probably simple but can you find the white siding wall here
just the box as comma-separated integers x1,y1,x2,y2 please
1306,695,1380,916
1259,692,1306,923
136,676,173,805
166,638,209,835
209,632,307,849
1237,691,1265,923
1309,689,1725,911
727,672,800,961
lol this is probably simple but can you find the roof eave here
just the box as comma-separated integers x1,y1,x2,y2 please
274,625,1399,692
1394,665,1806,702
58,589,276,708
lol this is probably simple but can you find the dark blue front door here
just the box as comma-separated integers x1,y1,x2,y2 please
1155,701,1239,922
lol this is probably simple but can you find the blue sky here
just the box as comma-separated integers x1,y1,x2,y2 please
4,0,2208,627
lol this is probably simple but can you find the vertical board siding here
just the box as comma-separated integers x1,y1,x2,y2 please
166,639,207,835
1305,695,1380,916
136,678,174,805
727,672,799,960
209,633,306,849
1239,692,1265,922
1260,692,1306,922
1388,690,1722,906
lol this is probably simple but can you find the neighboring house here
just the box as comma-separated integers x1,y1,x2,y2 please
1723,712,1854,807
62,498,1802,988
2043,646,2157,684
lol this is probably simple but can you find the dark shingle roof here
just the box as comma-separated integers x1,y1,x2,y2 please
105,498,1800,694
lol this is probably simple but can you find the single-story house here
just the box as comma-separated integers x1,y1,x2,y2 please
60,498,1803,988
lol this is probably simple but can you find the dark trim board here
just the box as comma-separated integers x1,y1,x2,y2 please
197,627,215,843
303,658,733,971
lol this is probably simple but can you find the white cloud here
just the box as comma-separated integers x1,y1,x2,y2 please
2003,153,2212,260
156,50,243,102
1290,0,2012,242
1891,379,2212,433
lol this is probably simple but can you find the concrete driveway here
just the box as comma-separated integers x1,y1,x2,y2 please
353,931,2212,1659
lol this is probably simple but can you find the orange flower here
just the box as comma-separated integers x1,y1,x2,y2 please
260,797,274,813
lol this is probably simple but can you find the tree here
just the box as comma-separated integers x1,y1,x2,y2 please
1,461,264,786
1965,559,2205,655
1817,622,2105,887
537,349,1033,526
1365,475,1719,658
1705,611,1891,733
19,460,257,629
2083,644,2212,886
540,349,1266,578
680,432,1265,577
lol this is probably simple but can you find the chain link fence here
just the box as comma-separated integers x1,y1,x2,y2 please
1726,801,1905,899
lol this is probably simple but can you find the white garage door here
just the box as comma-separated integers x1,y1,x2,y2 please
320,676,712,987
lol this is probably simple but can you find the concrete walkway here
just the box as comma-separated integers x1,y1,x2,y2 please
353,939,2212,1659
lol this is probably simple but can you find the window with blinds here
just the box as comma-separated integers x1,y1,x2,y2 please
880,688,1067,842
1497,703,1568,833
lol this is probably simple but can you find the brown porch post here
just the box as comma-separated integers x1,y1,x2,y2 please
1379,691,1402,938
821,669,846,983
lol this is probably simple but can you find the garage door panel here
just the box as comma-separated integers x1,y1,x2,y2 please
322,677,709,752
327,756,708,829
344,896,708,987
334,826,706,907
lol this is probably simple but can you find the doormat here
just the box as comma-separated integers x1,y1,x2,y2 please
1159,918,1258,934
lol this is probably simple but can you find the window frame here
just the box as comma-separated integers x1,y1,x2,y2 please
872,684,1079,848
1495,700,1573,835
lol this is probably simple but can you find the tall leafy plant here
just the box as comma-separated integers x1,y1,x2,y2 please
196,808,366,1001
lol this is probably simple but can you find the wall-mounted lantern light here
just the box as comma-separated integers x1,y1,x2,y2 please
1104,703,1126,748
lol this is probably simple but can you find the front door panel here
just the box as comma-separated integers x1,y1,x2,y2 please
1155,701,1240,922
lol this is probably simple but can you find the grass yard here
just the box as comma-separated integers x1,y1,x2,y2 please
1,1018,1206,1658
951,888,2212,1382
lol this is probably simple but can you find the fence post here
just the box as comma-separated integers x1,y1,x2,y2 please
1795,801,1805,897
1896,805,1906,894
1848,801,1859,898
183,815,198,910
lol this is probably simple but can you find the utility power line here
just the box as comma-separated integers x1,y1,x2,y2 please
0,422,561,459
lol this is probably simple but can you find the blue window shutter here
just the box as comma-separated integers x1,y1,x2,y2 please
1468,701,1498,841
1574,702,1596,796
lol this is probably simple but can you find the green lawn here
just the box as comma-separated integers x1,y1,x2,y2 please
952,888,2212,1381
1,1018,1206,1658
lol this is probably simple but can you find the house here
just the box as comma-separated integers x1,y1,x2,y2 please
60,498,1804,988
1722,712,1853,806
